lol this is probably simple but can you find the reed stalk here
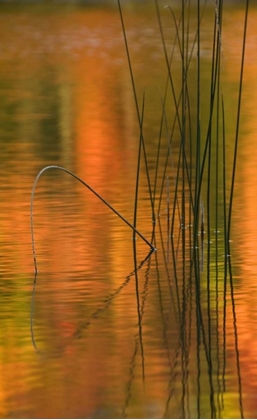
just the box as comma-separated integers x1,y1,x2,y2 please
30,165,155,274
30,1,250,416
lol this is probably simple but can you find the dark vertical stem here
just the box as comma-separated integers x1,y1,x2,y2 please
117,0,155,221
227,0,249,243
195,1,201,416
181,2,186,417
215,52,221,420
133,93,145,239
133,239,145,383
166,176,170,262
215,1,223,414
226,2,249,416
228,258,244,419
221,94,228,397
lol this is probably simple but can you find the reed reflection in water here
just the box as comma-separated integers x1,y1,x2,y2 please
0,1,257,418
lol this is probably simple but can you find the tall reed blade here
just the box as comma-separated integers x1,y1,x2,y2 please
227,0,249,244
117,0,155,221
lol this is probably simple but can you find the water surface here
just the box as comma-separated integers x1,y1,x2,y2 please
0,2,257,418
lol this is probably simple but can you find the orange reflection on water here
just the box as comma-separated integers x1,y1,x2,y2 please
0,3,257,419
223,6,257,418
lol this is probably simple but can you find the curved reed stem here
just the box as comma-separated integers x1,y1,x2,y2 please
30,165,156,273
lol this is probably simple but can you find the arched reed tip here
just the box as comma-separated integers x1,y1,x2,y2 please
30,165,155,271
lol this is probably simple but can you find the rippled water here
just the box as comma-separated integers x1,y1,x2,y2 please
0,2,257,418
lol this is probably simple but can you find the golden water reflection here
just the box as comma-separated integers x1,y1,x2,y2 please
0,2,257,418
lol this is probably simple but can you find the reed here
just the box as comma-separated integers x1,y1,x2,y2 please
30,0,250,417
30,165,155,274
117,0,249,417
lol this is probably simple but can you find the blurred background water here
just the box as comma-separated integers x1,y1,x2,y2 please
0,1,257,418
